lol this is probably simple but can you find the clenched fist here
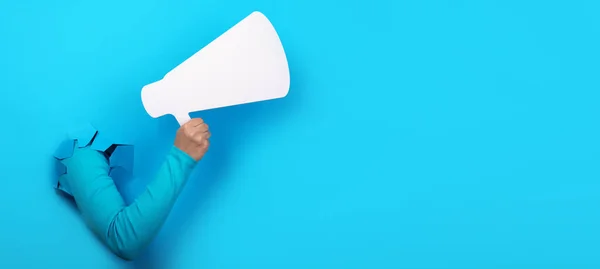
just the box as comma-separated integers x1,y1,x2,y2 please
174,118,211,161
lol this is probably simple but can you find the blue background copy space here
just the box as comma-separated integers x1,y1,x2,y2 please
0,0,599,268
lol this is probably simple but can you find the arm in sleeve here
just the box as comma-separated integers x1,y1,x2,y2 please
60,145,197,260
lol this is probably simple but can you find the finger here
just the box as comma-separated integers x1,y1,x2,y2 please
186,124,208,137
191,131,209,144
193,123,208,132
200,139,210,149
182,119,200,133
197,131,211,141
191,118,205,127
183,118,204,128
184,127,199,138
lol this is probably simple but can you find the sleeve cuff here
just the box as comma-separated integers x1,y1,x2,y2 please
170,146,198,168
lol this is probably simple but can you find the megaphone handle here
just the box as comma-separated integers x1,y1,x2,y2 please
174,113,192,126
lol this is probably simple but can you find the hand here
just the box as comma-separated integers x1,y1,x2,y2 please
174,118,211,161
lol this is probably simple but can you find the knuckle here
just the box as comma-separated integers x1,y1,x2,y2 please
191,134,202,142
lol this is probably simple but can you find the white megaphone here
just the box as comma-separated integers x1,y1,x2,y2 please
141,11,290,125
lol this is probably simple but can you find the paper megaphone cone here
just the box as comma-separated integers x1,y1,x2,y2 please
141,11,290,125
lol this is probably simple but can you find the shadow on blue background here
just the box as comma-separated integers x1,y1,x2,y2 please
1,0,600,268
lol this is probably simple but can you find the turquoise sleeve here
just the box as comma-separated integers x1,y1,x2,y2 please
60,145,197,260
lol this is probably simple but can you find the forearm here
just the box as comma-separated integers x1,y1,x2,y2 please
63,146,196,260
104,147,196,259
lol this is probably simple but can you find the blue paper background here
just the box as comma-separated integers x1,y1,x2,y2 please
1,0,600,268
